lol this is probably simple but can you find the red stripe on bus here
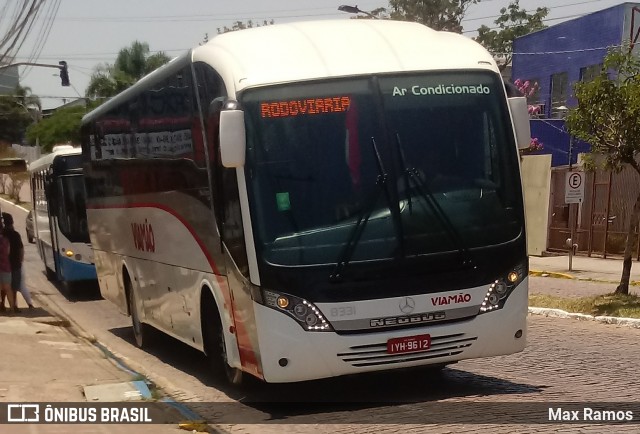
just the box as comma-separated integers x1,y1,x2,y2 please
87,202,263,377
87,202,220,275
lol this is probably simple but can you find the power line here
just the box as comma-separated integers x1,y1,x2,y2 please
511,44,619,56
0,0,46,63
8,2,623,63
463,12,588,34
21,0,61,79
463,0,607,23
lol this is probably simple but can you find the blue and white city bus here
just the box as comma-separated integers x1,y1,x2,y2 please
81,19,532,384
29,145,97,289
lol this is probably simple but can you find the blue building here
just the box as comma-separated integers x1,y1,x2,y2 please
512,2,640,119
511,2,640,166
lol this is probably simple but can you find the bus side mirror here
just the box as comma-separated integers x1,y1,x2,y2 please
219,110,246,168
508,96,531,149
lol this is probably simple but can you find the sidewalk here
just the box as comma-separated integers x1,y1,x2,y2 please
529,254,640,284
0,296,188,433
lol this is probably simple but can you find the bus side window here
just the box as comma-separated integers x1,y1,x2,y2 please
45,178,56,214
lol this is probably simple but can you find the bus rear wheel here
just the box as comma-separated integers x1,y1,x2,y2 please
126,277,148,348
202,301,243,386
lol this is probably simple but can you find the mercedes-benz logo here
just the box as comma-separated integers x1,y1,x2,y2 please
399,296,416,314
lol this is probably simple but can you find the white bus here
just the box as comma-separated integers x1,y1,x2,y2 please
29,145,97,289
80,20,532,384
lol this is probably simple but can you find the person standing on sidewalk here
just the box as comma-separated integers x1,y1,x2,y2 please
18,267,34,308
2,213,27,311
0,219,17,313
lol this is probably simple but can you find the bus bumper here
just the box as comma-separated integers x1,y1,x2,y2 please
253,278,528,383
57,254,97,282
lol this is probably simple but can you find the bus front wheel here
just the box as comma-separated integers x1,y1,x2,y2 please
202,301,243,386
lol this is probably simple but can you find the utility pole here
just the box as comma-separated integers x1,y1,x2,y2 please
568,135,575,271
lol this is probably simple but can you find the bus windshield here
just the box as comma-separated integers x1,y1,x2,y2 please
57,174,90,243
241,72,524,267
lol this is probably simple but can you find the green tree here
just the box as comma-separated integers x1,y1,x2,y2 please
25,105,88,152
86,41,171,100
0,85,39,144
386,0,478,32
217,19,274,34
566,47,640,295
475,0,548,72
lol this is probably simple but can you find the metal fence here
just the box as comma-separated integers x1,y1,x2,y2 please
548,164,640,258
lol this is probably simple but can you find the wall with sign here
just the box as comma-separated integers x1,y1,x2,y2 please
521,154,552,256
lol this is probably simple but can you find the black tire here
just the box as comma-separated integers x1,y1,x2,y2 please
126,276,149,348
62,280,76,298
202,300,243,386
45,266,57,281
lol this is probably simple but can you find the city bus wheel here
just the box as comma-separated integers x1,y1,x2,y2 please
203,304,243,386
127,278,147,348
45,266,57,281
62,280,77,298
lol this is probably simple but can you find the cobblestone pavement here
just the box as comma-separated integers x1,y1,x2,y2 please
13,207,639,434
192,314,640,433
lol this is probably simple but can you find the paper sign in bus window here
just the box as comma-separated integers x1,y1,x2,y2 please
276,192,291,211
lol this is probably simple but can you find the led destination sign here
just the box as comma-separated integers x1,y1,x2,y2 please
261,96,351,118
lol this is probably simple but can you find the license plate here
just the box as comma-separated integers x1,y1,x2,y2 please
387,334,431,354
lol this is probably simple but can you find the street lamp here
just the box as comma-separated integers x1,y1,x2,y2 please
338,4,377,19
15,101,40,123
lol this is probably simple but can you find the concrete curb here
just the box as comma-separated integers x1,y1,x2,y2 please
529,306,640,328
31,292,96,342
0,197,29,213
529,269,575,279
32,292,223,432
530,269,640,286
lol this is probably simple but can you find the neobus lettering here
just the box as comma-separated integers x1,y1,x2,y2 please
131,219,155,253
370,312,446,327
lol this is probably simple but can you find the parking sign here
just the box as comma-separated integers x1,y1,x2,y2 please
565,171,585,204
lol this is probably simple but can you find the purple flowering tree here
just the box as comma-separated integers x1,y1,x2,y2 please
513,79,543,155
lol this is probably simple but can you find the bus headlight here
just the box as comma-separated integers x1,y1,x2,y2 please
479,261,527,314
263,290,333,332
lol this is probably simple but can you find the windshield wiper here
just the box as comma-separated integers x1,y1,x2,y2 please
394,132,475,269
330,137,399,282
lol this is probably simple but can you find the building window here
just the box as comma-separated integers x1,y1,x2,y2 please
550,72,569,118
580,64,602,82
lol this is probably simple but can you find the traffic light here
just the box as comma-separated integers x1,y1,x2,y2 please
59,60,70,86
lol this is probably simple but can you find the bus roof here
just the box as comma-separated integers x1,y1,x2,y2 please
83,20,498,123
194,19,498,93
28,145,81,174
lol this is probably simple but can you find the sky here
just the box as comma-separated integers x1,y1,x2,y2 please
4,0,630,109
